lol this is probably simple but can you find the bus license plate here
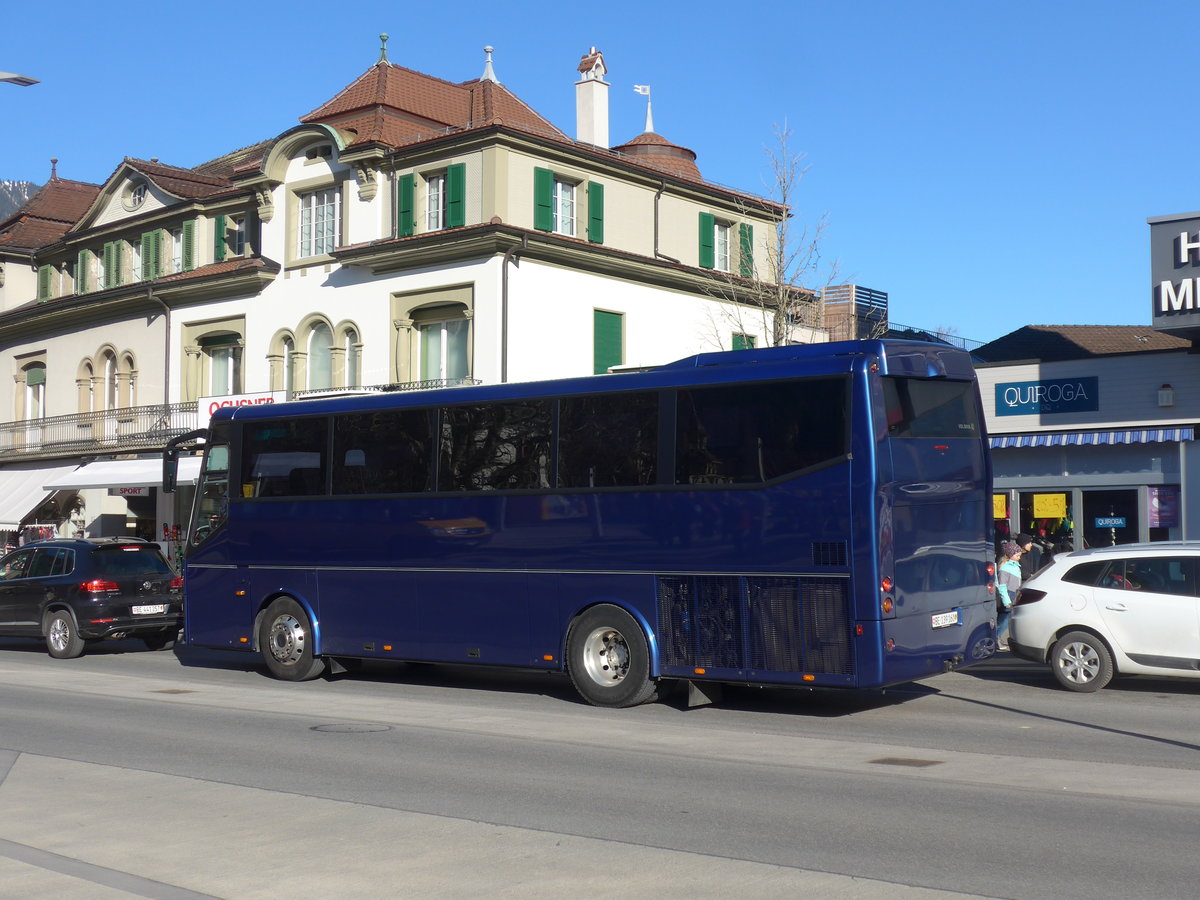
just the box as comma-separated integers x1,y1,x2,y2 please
132,604,166,615
931,610,960,629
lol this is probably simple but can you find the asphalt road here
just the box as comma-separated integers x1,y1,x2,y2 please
0,637,1197,899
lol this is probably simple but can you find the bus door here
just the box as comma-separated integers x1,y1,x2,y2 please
183,425,248,648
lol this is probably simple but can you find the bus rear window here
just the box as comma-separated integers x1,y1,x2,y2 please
883,378,980,439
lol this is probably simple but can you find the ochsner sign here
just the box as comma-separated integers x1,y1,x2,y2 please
198,391,286,419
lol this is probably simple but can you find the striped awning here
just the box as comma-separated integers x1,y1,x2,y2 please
990,427,1193,449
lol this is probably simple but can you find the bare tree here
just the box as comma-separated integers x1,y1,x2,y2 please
704,122,838,347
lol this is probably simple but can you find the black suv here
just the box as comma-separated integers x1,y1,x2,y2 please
0,538,182,658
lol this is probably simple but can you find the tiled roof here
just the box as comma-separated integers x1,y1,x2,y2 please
300,60,569,148
119,158,235,199
0,178,101,252
975,325,1192,363
612,131,701,181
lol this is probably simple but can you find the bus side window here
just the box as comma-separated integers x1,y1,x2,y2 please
242,418,329,498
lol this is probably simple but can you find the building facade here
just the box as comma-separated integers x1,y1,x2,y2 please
0,43,820,555
976,326,1197,551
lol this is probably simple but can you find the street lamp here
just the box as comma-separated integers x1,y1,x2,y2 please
0,72,39,87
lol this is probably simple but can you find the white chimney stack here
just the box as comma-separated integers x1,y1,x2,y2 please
575,47,609,147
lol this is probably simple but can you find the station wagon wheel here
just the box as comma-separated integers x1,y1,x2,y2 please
1051,631,1114,693
259,597,326,681
567,604,656,708
45,610,85,660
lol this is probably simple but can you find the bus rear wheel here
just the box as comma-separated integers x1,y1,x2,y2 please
259,597,326,681
567,605,656,708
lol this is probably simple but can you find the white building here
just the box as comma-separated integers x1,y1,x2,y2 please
0,42,817,552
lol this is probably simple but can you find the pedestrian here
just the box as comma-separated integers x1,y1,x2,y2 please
1015,532,1043,581
995,540,1023,651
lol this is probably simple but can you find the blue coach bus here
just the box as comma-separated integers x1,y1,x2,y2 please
167,340,995,707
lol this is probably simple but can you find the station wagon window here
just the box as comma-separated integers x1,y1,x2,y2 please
675,378,848,485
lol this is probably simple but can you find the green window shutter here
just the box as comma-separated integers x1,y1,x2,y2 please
103,241,115,288
587,182,604,244
534,167,554,232
113,241,124,286
593,310,623,375
25,366,46,386
213,214,227,262
732,333,756,351
446,163,466,228
76,249,89,293
141,231,158,280
397,174,415,236
738,223,754,278
37,265,52,300
182,220,195,271
698,212,715,269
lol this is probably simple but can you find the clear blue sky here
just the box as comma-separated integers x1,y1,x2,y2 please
2,0,1193,345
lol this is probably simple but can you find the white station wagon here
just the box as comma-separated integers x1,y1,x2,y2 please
1009,542,1200,692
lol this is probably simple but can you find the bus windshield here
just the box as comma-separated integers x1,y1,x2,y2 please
883,376,981,439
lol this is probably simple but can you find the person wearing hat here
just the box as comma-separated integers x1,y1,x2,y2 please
995,540,1023,651
1015,533,1043,581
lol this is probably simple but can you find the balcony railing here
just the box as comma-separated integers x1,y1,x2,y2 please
0,403,199,461
0,380,484,461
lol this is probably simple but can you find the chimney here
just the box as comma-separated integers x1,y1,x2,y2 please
575,47,609,147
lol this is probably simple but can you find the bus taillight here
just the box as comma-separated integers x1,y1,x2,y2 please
986,562,996,597
880,576,895,613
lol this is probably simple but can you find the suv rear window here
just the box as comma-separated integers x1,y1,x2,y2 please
90,546,173,578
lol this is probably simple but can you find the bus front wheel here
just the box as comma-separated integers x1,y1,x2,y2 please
259,597,326,681
567,605,657,708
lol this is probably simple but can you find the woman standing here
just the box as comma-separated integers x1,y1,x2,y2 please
995,540,1023,651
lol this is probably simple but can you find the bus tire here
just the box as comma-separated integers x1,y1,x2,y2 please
45,609,85,660
259,597,326,681
567,605,657,708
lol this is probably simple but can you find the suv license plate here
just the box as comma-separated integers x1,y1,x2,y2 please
132,604,166,615
931,610,960,629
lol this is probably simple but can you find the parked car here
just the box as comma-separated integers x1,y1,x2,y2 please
1009,542,1200,692
0,538,182,659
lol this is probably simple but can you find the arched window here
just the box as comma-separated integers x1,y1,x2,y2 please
24,364,46,420
101,351,118,411
344,328,360,388
308,321,332,390
282,336,295,394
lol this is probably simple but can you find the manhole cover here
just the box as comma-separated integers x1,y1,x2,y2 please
310,723,393,734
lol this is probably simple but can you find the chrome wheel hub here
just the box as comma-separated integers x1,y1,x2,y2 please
268,614,306,666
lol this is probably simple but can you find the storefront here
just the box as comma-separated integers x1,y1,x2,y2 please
40,456,202,567
975,335,1199,551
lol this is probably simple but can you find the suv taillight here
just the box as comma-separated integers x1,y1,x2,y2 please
79,579,120,593
169,576,183,590
1015,588,1045,606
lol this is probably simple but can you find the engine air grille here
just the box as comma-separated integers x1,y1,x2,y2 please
657,575,852,675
